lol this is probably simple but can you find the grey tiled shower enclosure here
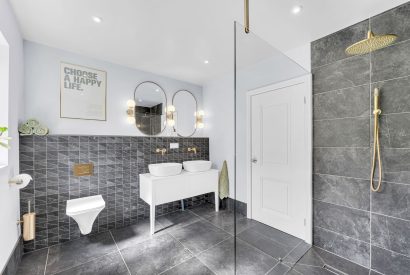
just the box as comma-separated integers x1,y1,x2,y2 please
19,135,210,252
312,2,410,274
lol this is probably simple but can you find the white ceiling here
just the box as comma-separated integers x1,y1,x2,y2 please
10,0,409,85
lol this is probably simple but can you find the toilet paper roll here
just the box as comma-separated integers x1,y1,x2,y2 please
9,174,32,189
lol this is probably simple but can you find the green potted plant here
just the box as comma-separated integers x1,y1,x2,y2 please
0,127,11,149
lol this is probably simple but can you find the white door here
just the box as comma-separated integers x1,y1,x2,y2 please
250,77,311,240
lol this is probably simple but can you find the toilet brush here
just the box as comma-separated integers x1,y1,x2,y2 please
21,201,36,241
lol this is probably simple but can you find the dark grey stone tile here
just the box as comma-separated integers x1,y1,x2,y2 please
372,214,410,256
161,257,214,275
379,148,410,184
16,248,48,275
157,210,200,233
312,54,370,94
45,232,117,274
313,147,370,179
371,245,410,275
121,233,192,275
237,228,293,259
313,174,370,211
383,113,410,148
372,39,410,82
170,220,230,255
311,20,369,68
314,117,369,147
197,238,277,275
314,200,370,242
371,2,410,45
203,210,256,234
110,219,164,250
313,226,370,267
54,252,129,275
372,182,410,220
371,76,410,114
313,85,369,120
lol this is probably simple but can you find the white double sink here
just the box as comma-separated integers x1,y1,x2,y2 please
148,160,212,176
141,160,218,234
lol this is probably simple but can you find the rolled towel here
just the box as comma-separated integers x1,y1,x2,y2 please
26,119,40,128
18,123,33,136
33,125,49,136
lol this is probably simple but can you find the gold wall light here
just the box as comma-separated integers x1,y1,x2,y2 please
126,99,136,124
195,110,205,129
167,105,176,127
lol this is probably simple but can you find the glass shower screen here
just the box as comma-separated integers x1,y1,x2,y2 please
233,22,311,274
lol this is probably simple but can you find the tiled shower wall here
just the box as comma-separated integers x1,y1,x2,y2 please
312,2,410,274
19,135,210,252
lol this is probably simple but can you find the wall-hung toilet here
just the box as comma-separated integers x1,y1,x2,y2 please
66,195,105,235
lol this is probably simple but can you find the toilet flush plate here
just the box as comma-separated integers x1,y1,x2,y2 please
73,163,94,176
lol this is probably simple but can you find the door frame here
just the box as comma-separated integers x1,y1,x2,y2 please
245,74,312,244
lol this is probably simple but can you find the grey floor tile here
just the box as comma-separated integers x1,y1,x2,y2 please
110,219,164,250
121,233,192,275
293,264,336,275
54,252,129,275
297,247,369,275
189,204,219,218
198,238,277,275
157,210,200,232
45,232,117,274
170,220,230,255
161,257,214,275
266,263,291,275
249,222,302,248
283,242,311,266
204,211,256,235
237,229,292,260
16,248,48,275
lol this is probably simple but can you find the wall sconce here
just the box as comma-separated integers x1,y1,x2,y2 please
126,99,136,124
167,105,176,127
195,110,205,129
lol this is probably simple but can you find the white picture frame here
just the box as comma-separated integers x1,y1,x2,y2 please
60,62,107,121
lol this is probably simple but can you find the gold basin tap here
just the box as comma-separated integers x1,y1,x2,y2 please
187,147,197,154
156,148,167,156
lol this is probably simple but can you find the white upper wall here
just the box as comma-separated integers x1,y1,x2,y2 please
23,41,204,136
0,0,24,271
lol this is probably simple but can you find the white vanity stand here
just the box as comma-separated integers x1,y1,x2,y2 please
140,169,219,234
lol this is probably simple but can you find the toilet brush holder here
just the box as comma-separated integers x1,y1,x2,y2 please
18,201,36,241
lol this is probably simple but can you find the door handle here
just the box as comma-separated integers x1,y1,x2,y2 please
251,158,258,164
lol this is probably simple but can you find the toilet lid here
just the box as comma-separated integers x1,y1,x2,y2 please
66,195,105,215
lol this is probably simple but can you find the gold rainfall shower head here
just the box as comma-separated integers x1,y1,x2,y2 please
345,31,398,56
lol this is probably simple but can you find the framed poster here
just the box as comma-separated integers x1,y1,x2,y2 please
60,62,107,121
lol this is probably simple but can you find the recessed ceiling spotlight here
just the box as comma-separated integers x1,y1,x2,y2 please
92,16,103,23
291,5,303,14
204,60,209,64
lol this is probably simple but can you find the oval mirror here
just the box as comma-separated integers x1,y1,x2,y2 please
173,90,197,137
134,81,167,135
